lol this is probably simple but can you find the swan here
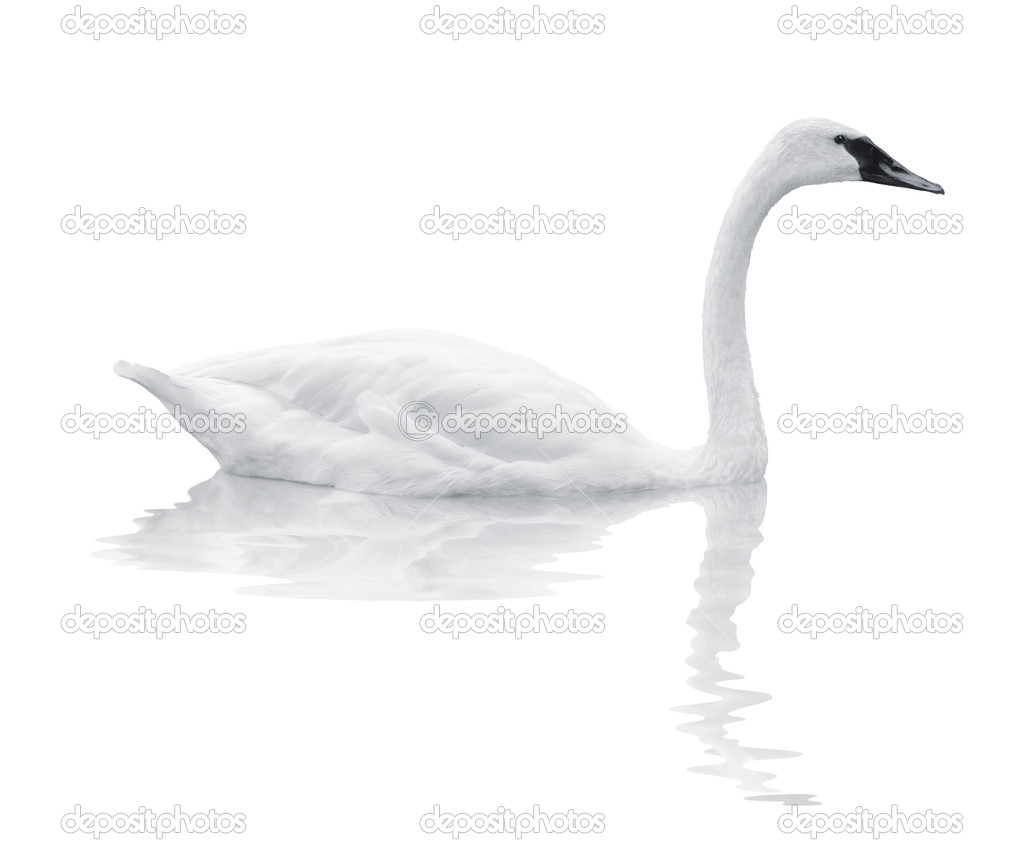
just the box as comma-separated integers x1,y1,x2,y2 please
115,118,943,497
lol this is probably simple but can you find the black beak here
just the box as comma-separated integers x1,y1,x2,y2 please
843,136,944,195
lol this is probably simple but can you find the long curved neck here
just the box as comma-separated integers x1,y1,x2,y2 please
702,156,795,477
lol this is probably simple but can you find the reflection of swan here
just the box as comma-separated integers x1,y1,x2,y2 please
104,475,813,800
99,471,688,600
675,481,817,805
114,119,942,496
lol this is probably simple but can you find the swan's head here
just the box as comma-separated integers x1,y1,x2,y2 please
769,118,944,194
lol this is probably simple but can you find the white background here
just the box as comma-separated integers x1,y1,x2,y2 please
2,1,1021,842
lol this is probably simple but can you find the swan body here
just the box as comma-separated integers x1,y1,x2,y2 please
116,118,943,497
115,330,716,496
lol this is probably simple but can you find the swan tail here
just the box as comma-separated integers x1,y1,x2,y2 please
115,360,172,393
113,360,254,468
113,360,201,411
114,360,365,485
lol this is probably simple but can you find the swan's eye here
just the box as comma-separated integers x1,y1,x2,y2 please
834,135,846,144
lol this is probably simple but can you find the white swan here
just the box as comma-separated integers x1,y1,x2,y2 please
116,118,943,497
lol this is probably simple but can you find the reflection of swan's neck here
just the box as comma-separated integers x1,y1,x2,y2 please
680,481,817,804
702,157,793,476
